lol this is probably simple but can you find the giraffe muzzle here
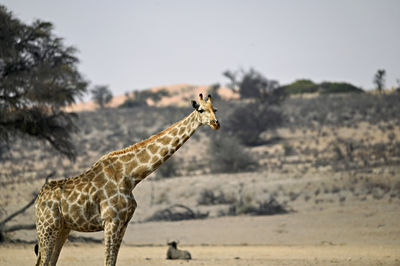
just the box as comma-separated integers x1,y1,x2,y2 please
210,120,220,130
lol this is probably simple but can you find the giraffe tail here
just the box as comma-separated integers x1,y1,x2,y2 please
34,243,38,256
34,243,41,266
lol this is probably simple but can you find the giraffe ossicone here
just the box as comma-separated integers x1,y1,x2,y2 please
34,94,220,266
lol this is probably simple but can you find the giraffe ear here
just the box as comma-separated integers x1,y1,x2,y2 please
192,100,200,109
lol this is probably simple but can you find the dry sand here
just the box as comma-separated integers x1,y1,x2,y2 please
1,198,399,265
1,243,399,266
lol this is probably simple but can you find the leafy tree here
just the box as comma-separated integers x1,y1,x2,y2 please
207,83,222,102
0,5,88,160
373,69,386,93
147,88,169,104
222,70,238,92
119,90,148,108
91,85,113,108
223,68,286,146
119,97,147,108
226,103,284,146
223,68,284,103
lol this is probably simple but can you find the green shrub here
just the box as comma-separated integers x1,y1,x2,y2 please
319,82,364,94
282,80,364,95
282,79,318,94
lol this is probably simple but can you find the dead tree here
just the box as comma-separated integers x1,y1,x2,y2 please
0,172,54,242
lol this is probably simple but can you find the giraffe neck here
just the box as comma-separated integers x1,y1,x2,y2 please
106,110,201,189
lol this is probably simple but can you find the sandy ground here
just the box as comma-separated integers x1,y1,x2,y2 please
1,243,399,266
1,198,399,265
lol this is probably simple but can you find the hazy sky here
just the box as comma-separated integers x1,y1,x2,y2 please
2,0,400,96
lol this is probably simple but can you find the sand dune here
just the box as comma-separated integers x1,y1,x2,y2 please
65,83,238,112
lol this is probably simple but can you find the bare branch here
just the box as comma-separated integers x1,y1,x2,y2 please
0,172,54,226
0,196,36,226
4,223,36,233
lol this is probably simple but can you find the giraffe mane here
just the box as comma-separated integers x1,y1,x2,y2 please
103,115,188,158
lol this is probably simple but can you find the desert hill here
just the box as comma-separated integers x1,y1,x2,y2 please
65,83,238,112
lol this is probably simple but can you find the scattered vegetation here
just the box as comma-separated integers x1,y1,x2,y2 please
146,204,209,222
119,89,170,108
282,79,363,95
220,197,292,216
2,3,400,246
197,189,235,205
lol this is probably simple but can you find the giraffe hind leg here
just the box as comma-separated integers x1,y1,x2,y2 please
49,228,71,265
36,227,61,266
35,208,64,266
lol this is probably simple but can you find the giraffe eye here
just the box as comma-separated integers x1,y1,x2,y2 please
198,109,204,113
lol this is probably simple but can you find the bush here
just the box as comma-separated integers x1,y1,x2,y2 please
282,79,318,94
319,82,364,94
226,103,284,146
119,89,170,108
145,204,209,222
119,98,148,108
282,80,363,95
220,197,292,216
208,134,258,173
197,189,236,205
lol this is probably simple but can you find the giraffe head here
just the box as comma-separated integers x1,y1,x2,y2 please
192,93,220,130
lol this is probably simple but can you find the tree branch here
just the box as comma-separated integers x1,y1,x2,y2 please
4,223,36,233
0,196,36,226
0,172,54,227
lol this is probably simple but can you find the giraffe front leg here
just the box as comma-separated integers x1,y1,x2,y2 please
103,221,126,266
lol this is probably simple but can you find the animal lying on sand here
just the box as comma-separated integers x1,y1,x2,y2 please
166,241,191,260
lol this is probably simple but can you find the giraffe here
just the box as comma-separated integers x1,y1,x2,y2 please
34,94,220,266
